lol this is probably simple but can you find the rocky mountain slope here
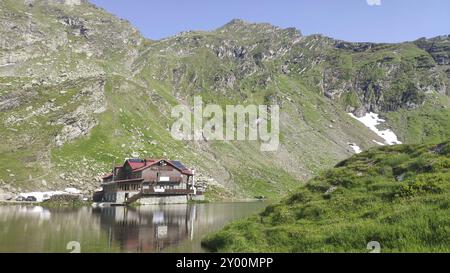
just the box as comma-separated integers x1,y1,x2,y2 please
0,0,449,199
202,141,450,252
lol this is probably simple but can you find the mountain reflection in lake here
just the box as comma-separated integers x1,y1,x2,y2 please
0,202,267,253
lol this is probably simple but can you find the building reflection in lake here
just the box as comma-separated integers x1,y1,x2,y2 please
0,202,267,253
95,204,196,252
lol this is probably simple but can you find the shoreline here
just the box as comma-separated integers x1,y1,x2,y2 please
0,198,270,208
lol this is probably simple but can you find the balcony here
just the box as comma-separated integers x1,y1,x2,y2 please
141,188,195,195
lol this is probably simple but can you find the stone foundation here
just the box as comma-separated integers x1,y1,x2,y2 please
103,191,140,203
139,195,188,205
190,195,205,201
117,191,140,203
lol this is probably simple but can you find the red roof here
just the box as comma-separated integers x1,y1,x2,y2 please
131,159,163,172
128,161,146,170
132,159,193,175
103,159,193,181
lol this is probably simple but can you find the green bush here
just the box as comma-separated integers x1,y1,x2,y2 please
397,173,446,197
285,188,313,205
270,206,295,224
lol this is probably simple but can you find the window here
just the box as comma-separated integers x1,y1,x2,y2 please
160,166,173,171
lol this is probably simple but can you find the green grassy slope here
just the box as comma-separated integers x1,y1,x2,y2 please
202,141,450,252
0,1,449,201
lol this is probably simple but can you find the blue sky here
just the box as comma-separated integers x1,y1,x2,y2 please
90,0,449,43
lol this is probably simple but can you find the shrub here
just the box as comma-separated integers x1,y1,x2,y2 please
271,206,295,224
285,188,313,205
296,204,326,220
397,173,446,197
381,154,411,168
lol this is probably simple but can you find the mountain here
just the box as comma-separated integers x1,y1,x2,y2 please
0,0,449,199
202,141,450,252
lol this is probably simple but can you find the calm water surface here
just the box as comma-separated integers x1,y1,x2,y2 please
0,202,267,253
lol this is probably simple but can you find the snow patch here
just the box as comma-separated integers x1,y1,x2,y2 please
64,187,81,194
348,112,402,145
372,140,385,146
18,188,82,202
18,191,66,202
348,143,362,154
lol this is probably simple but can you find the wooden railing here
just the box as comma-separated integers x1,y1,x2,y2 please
141,188,194,195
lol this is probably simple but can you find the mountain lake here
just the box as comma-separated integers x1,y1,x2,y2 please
0,201,267,253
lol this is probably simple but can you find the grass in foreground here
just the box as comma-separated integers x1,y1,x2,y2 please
201,141,450,252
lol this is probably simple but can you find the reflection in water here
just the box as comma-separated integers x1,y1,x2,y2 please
97,205,196,252
0,202,267,253
0,205,104,253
